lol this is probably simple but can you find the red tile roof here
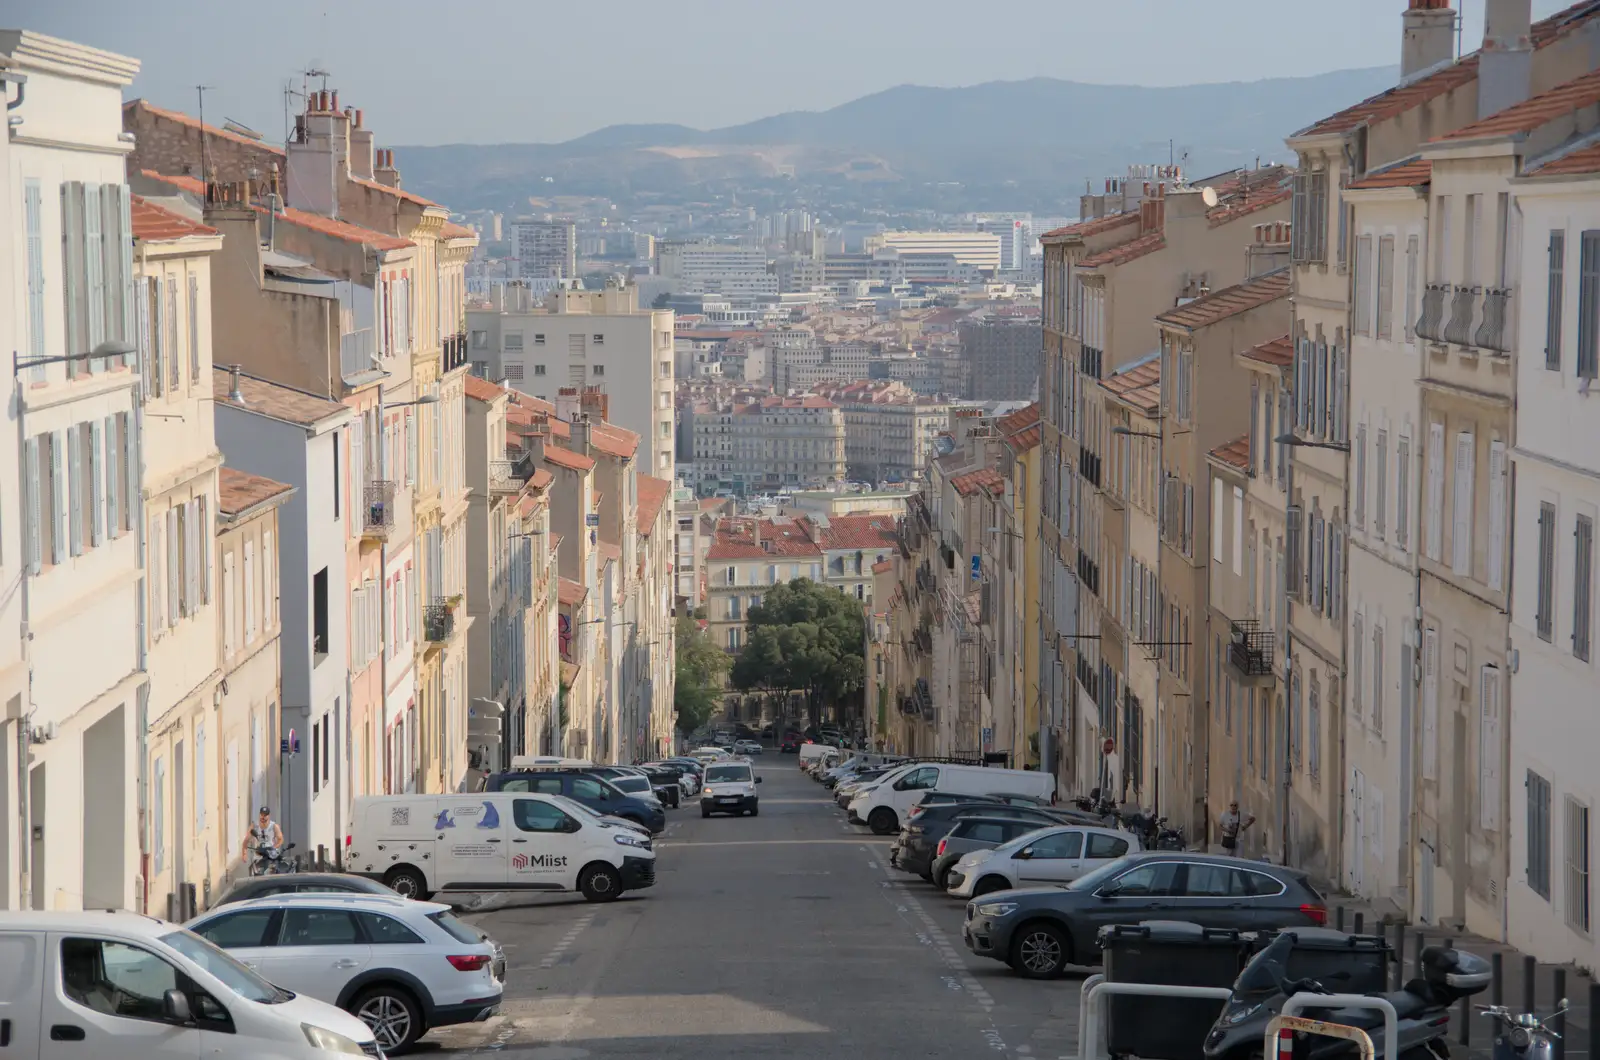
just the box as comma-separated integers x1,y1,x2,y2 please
872,559,894,574
1100,358,1162,416
1527,140,1600,176
217,466,294,518
441,221,476,239
266,204,414,252
139,170,205,196
463,375,507,403
950,467,1005,497
1241,334,1294,368
527,468,553,492
636,474,672,534
597,541,621,567
1348,157,1434,189
352,176,438,208
818,514,898,551
1079,231,1165,269
1041,211,1139,241
997,402,1042,453
1156,269,1291,331
706,517,823,560
1206,186,1291,228
124,99,285,156
131,194,217,242
1435,66,1600,143
588,423,639,460
558,578,588,606
1211,435,1251,473
542,446,596,473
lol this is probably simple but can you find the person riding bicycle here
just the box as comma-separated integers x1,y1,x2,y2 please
242,805,285,863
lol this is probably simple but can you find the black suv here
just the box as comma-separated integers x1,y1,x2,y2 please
484,770,666,833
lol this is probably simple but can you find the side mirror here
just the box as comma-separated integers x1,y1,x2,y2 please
1014,847,1034,860
163,988,193,1024
755,777,763,784
1097,884,1121,899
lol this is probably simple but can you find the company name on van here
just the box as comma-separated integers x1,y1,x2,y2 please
512,853,568,871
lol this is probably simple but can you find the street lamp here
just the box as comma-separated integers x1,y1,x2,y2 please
1273,432,1350,454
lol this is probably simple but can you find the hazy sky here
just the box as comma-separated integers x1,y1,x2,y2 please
4,0,1577,145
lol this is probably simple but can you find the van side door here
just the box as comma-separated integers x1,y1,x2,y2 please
0,930,44,1058
43,933,202,1059
891,765,940,816
510,798,587,890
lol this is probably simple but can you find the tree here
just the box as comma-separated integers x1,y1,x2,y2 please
674,615,729,735
729,579,866,720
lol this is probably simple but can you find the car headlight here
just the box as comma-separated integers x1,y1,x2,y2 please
302,1023,370,1055
974,901,1018,917
1222,1002,1264,1026
614,832,651,849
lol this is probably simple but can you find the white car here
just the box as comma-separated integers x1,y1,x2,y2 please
733,739,762,755
945,824,1140,899
608,772,665,808
700,760,763,817
188,891,504,1054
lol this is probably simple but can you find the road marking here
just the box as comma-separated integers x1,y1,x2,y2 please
537,911,596,970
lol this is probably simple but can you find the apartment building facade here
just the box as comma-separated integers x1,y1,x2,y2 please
510,218,576,280
813,380,949,483
705,518,823,654
961,316,1044,401
689,396,847,496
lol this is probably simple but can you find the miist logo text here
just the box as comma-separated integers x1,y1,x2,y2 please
512,853,569,870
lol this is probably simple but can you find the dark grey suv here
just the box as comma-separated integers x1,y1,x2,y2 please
962,852,1328,979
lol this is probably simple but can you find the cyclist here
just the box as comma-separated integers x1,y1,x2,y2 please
242,805,285,863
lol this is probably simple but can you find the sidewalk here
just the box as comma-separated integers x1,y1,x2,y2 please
1320,886,1593,1060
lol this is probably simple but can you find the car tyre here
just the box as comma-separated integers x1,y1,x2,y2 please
701,805,712,818
750,804,759,816
1010,921,1071,980
868,807,898,835
933,863,953,891
579,862,624,902
384,865,430,901
351,983,423,1055
973,875,1011,897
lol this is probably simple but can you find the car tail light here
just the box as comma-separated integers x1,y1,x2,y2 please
345,834,352,847
936,838,948,857
447,954,492,972
1277,1028,1295,1060
1299,903,1327,926
907,806,924,820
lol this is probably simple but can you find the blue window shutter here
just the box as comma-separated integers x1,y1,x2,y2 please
50,431,67,566
24,180,47,381
121,412,136,534
68,426,83,556
90,419,105,547
103,415,119,541
23,439,40,575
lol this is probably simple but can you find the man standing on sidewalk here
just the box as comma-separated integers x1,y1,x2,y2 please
1218,801,1256,855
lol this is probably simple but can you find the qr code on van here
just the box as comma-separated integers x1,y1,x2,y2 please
390,807,410,826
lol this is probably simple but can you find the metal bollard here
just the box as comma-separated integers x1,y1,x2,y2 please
1354,912,1366,935
1336,905,1346,931
1524,955,1538,1016
1553,968,1567,1060
1393,922,1407,990
1459,992,1471,1045
1445,937,1454,948
1588,981,1599,1060
1492,951,1504,1006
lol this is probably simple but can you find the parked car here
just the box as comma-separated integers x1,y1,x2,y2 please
483,769,666,833
0,908,381,1059
734,739,762,756
924,817,1054,890
661,758,704,795
961,852,1329,980
894,802,1094,879
188,892,503,1054
849,763,1056,835
213,871,399,906
835,767,897,806
946,824,1139,897
700,760,763,817
639,763,691,804
606,772,669,810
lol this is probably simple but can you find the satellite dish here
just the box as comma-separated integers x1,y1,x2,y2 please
1201,186,1220,208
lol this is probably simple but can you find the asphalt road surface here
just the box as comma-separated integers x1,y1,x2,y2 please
426,757,1087,1059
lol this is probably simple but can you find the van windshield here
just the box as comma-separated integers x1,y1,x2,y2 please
161,930,290,1004
706,765,752,783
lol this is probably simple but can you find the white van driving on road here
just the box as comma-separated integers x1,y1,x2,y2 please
847,763,1056,834
347,792,657,902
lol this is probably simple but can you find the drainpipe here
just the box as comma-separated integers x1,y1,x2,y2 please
131,313,152,913
14,355,30,909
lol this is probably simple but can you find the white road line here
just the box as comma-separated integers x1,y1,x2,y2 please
536,912,596,970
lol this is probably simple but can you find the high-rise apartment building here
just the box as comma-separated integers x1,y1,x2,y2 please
656,243,776,301
511,219,577,280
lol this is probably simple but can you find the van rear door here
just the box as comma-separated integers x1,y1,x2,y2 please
0,930,43,1057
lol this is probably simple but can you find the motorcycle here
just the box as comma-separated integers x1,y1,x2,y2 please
248,841,297,878
1154,820,1187,850
1479,999,1568,1060
1204,930,1492,1060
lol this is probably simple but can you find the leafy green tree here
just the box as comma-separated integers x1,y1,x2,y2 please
674,615,729,735
729,579,866,719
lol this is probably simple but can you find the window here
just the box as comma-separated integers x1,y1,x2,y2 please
592,364,605,377
1581,232,1600,380
195,908,277,949
1567,797,1591,932
1233,487,1244,575
592,333,605,345
1405,234,1420,342
1352,613,1364,716
152,756,165,873
533,364,546,376
1027,831,1083,859
1425,423,1445,561
514,799,576,832
1576,514,1594,662
1372,623,1385,735
504,332,524,351
1354,235,1373,335
1185,864,1250,897
1376,235,1395,339
1103,861,1177,896
166,277,180,391
281,908,360,946
570,777,608,801
1308,679,1322,780
311,720,322,795
1528,770,1553,899
1549,231,1567,371
313,567,329,655
1537,502,1557,642
1212,478,1225,564
60,937,179,1021
1395,435,1410,549
1086,833,1130,859
1452,432,1475,576
188,274,201,384
356,912,424,945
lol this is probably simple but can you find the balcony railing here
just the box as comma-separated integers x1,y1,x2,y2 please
340,328,376,380
1228,619,1276,678
442,330,470,373
1474,287,1511,353
424,598,456,642
1416,282,1448,341
489,451,535,494
363,480,396,540
1418,283,1512,354
1443,284,1479,346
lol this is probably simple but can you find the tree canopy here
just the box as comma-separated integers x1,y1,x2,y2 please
674,615,729,734
729,579,866,710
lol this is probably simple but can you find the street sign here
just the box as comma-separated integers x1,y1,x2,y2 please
585,513,600,528
970,555,981,581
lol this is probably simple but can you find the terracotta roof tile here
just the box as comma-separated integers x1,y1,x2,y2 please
1157,269,1291,331
872,559,894,574
950,467,1005,497
1206,185,1291,227
213,367,349,428
1348,157,1434,190
441,221,476,239
1079,231,1165,269
125,99,285,156
1241,333,1294,368
1041,212,1139,241
588,423,640,460
352,176,438,208
217,466,294,518
598,541,621,566
131,194,217,242
1209,434,1251,473
998,402,1043,453
1100,358,1162,416
1435,66,1600,143
528,468,554,492
558,578,588,606
636,474,672,534
263,204,414,252
707,517,823,560
463,375,508,403
542,446,596,473
139,170,205,196
1527,140,1600,176
818,514,898,551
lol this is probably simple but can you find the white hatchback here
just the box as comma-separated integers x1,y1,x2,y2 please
188,891,503,1054
945,824,1140,899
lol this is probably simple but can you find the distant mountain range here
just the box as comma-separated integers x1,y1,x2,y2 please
390,67,1399,215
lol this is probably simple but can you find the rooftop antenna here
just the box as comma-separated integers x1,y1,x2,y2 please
195,84,215,183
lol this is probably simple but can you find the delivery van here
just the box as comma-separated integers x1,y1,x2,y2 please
347,791,657,903
847,763,1056,834
506,756,594,772
0,909,379,1059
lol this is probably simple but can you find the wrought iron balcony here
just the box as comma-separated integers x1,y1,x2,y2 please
1475,287,1512,353
362,480,396,540
442,330,470,373
1228,619,1276,681
913,678,932,714
424,597,456,642
489,451,535,494
1443,284,1479,347
1415,282,1448,342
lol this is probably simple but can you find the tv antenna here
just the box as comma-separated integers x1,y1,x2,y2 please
195,84,215,182
283,65,330,147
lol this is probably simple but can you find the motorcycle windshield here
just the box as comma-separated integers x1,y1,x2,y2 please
1233,934,1294,1000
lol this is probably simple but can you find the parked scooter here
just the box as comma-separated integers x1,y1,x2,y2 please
1479,999,1568,1060
1204,931,1493,1060
248,841,297,878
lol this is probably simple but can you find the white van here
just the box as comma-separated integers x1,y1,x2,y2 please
847,763,1057,834
796,743,833,770
508,756,594,772
347,791,657,902
0,909,378,1058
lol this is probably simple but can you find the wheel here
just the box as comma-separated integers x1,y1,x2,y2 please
868,807,898,835
351,984,423,1054
1009,921,1071,980
579,862,623,902
934,863,952,891
973,875,1011,897
918,869,934,883
750,804,759,817
384,865,429,901
701,805,712,818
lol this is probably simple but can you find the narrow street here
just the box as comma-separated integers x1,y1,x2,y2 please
430,761,1086,1059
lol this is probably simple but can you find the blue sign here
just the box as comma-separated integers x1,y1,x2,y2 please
971,555,981,581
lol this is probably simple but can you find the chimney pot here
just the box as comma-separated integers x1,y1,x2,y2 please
330,90,339,112
354,108,363,128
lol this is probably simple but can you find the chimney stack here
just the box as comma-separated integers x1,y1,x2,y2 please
1479,0,1533,120
227,365,246,405
374,148,400,189
572,413,592,457
1401,0,1457,82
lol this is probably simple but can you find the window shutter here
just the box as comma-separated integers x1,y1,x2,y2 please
166,506,180,628
151,278,165,397
135,277,152,394
67,426,83,557
204,497,213,605
1287,505,1303,600
151,515,165,633
1352,613,1365,714
407,412,419,485
1372,623,1385,734
120,412,136,533
1549,231,1566,371
1396,436,1411,549
90,420,105,547
260,526,269,624
1488,440,1507,591
1422,628,1440,779
24,180,47,380
1377,235,1395,339
1248,379,1260,476
1212,478,1225,564
244,541,256,641
1405,234,1420,343
50,431,67,566
189,274,201,384
1314,339,1329,438
1538,502,1558,641
1355,235,1372,334
166,278,180,392
1355,424,1367,528
1330,521,1343,620
61,183,87,372
1479,666,1502,831
1452,431,1475,576
1425,423,1445,561
1295,338,1309,429
1575,515,1594,663
1333,344,1348,444
186,499,200,615
24,439,40,575
1580,231,1600,380
175,503,189,618
223,552,236,654
83,183,106,367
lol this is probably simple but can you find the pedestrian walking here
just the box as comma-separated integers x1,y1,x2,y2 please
1218,800,1256,854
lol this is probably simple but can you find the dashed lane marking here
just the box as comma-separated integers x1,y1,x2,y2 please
537,911,596,970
